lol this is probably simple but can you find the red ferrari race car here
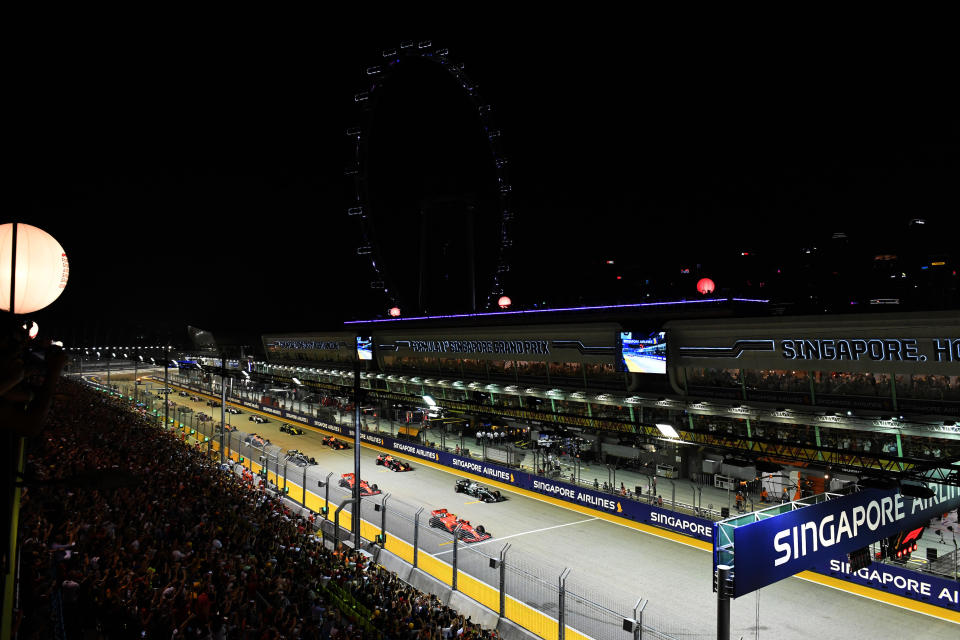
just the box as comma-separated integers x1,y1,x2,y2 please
428,508,491,542
339,473,381,496
376,454,412,472
323,435,349,450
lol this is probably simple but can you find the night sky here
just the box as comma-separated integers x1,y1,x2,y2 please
15,28,958,347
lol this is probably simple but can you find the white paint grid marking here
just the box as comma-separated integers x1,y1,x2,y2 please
434,517,599,554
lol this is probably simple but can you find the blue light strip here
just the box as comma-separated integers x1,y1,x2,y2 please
344,297,768,325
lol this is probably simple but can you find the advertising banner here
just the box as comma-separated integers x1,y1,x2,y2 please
815,556,959,612
731,487,960,597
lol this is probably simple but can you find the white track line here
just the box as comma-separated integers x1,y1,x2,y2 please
434,517,598,554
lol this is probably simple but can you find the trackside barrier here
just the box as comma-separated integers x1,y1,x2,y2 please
132,379,960,624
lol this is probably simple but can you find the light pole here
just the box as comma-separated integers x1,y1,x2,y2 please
220,353,226,462
163,346,170,429
352,340,362,550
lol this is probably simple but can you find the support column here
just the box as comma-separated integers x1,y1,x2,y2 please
353,355,362,550
716,565,732,640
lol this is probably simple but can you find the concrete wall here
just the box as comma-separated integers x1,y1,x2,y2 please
377,550,540,640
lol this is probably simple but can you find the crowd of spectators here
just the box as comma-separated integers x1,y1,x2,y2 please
16,379,501,639
898,374,960,402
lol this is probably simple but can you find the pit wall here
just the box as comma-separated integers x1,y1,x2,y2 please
154,380,960,622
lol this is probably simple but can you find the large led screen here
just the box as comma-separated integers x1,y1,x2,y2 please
356,336,373,361
620,330,667,374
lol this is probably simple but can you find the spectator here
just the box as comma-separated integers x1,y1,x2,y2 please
16,379,501,640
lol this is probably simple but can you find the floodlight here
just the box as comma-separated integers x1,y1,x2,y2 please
656,423,679,438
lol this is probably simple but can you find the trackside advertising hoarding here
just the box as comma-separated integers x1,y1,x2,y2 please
817,556,959,612
730,487,960,598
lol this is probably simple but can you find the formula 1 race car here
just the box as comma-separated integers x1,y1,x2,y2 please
225,407,242,414
323,435,349,449
285,449,317,467
244,434,271,448
454,479,505,503
214,423,237,434
339,473,381,496
280,423,305,435
206,400,222,407
178,391,189,397
249,415,269,424
376,454,412,472
428,509,491,542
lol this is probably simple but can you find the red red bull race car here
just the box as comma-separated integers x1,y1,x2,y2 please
376,454,412,472
323,435,349,450
338,473,381,496
428,508,491,542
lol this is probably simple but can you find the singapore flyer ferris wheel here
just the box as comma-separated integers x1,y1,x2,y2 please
345,40,515,317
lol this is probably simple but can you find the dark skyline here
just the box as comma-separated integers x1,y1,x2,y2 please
15,31,958,345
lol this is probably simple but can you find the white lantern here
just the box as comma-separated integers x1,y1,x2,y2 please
0,223,70,314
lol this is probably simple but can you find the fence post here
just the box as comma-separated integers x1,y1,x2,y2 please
302,466,307,507
334,498,357,551
378,493,391,546
452,523,463,590
414,507,424,568
499,543,511,618
324,472,333,518
633,598,647,640
558,568,570,640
